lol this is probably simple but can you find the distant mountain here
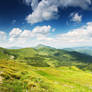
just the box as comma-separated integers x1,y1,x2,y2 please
64,46,92,56
34,44,55,49
63,48,74,51
7,46,22,49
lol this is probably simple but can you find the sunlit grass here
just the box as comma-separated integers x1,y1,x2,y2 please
0,60,92,92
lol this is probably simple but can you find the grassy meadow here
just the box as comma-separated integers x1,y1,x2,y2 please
0,46,92,92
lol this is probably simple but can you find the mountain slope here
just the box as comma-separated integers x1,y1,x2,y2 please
1,46,92,92
0,46,92,70
64,47,92,56
0,60,92,92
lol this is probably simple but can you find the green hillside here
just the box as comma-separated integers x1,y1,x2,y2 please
0,46,92,70
0,48,10,59
0,60,92,92
36,46,92,70
0,46,92,92
0,47,37,59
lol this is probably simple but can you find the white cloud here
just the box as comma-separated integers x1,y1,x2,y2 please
32,25,54,41
70,13,82,23
9,28,22,42
1,22,92,48
0,31,6,41
9,25,52,42
24,0,39,10
9,28,32,43
32,25,51,35
19,30,32,38
59,22,92,42
7,25,53,47
28,22,92,48
51,22,92,48
59,0,91,9
30,25,52,41
9,28,22,37
25,0,91,24
31,0,39,10
26,0,58,24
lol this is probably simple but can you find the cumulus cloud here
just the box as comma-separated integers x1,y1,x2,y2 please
9,28,22,42
9,22,92,48
8,25,53,47
32,25,54,41
1,22,92,48
28,22,92,48
26,0,58,24
70,13,82,23
24,0,91,24
59,22,92,42
19,30,32,38
51,22,92,47
24,0,39,10
9,28,32,43
32,25,51,35
9,28,22,37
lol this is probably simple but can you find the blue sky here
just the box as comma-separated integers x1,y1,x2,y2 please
0,0,92,48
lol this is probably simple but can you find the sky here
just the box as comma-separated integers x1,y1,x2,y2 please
0,0,92,48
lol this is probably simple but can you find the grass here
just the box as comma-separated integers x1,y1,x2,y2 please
36,67,92,92
0,59,54,92
0,60,92,92
0,47,92,70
